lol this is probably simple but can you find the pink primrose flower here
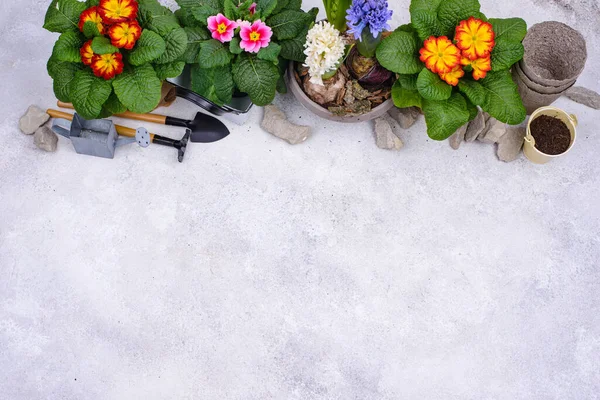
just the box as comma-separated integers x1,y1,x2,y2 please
207,13,237,43
239,20,272,53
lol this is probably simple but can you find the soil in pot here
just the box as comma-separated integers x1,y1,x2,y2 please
530,115,571,155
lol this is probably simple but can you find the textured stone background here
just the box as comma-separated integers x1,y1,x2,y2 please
1,1,599,399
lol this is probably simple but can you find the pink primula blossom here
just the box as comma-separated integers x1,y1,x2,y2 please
207,13,237,43
239,20,272,53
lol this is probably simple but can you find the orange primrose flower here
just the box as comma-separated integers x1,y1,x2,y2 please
98,0,139,24
439,65,465,86
91,52,124,80
420,36,461,74
455,17,495,60
109,20,142,49
461,56,492,80
78,6,105,34
80,40,95,66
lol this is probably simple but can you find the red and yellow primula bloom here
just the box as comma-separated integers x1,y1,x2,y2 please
91,52,124,80
80,40,95,66
78,6,105,35
98,0,139,24
461,56,492,80
108,20,142,50
455,17,495,60
439,65,465,86
419,36,462,74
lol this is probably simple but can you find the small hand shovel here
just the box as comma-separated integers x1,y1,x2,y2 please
57,101,230,143
47,109,190,162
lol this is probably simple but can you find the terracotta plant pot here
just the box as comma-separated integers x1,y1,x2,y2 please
286,61,394,123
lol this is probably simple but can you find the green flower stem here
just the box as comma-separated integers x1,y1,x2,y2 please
323,0,352,32
356,29,381,58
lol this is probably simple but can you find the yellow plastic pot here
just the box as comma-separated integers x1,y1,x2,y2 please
524,106,578,164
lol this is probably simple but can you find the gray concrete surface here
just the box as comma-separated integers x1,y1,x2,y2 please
1,1,599,399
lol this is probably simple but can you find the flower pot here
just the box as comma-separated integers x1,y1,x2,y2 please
523,106,577,164
512,62,575,114
513,62,573,94
520,21,587,88
286,61,394,123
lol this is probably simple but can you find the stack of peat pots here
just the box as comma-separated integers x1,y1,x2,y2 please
512,21,587,114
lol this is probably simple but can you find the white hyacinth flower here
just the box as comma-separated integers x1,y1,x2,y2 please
303,21,346,86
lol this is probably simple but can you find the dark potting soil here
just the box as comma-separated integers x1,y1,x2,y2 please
530,115,571,155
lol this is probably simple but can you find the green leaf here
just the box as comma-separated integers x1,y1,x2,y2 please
191,65,234,105
43,0,87,33
138,0,181,36
154,61,186,80
279,27,309,62
191,6,219,26
86,0,99,5
465,97,478,121
255,0,278,19
409,0,481,41
82,21,101,38
272,0,290,14
182,27,210,63
422,92,470,141
154,28,188,64
491,40,524,71
198,39,231,68
91,36,118,55
489,18,527,71
47,57,83,102
459,71,526,124
102,91,128,115
376,31,423,75
223,0,239,19
175,8,199,27
411,10,444,41
458,78,486,105
69,69,113,120
285,0,302,10
232,53,279,106
416,68,452,101
113,64,162,114
437,0,481,35
230,38,243,55
257,42,281,63
52,31,83,63
129,30,166,66
489,18,527,43
397,74,418,90
267,10,315,40
392,80,422,109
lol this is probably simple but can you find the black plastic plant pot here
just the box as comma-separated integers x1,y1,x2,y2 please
167,65,253,116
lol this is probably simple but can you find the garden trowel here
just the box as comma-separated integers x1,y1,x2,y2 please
57,101,230,143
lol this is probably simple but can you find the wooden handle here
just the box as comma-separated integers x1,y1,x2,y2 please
57,101,167,125
46,109,155,140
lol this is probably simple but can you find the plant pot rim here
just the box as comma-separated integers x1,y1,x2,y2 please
286,61,394,123
521,21,587,86
513,62,575,94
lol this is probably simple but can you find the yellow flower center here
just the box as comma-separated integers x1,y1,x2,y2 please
250,31,261,41
217,23,227,34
